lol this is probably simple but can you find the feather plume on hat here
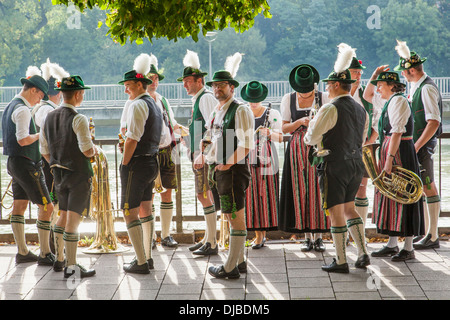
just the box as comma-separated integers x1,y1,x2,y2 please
224,52,243,78
133,53,151,76
41,58,53,81
395,40,411,59
334,43,355,74
183,50,201,69
149,54,159,70
50,62,70,82
26,66,42,78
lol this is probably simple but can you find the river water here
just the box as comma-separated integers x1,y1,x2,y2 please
0,126,448,220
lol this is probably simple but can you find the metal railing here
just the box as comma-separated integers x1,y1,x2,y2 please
0,133,449,230
1,77,449,108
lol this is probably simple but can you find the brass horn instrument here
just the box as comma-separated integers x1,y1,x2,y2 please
83,146,128,254
362,143,423,205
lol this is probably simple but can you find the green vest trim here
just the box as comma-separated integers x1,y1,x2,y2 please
189,90,208,155
411,81,429,142
358,86,373,139
217,101,240,164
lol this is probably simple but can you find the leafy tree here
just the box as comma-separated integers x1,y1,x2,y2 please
51,0,272,44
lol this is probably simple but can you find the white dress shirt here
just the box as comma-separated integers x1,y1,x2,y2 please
408,73,441,122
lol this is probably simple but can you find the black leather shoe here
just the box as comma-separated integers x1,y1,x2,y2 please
123,259,150,274
38,252,56,266
301,238,313,252
371,245,399,257
355,254,370,268
193,242,218,256
314,238,325,252
413,235,424,243
321,258,349,273
208,265,240,279
189,242,204,252
391,249,415,262
413,234,440,250
238,261,247,273
147,258,154,270
53,260,65,272
161,236,178,248
16,251,39,264
64,264,96,278
252,238,266,249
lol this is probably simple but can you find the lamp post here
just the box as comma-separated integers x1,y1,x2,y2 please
205,31,217,81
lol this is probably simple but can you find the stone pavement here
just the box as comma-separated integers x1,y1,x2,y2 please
0,239,449,301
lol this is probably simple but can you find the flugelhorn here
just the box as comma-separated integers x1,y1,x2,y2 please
1,179,13,210
362,143,423,205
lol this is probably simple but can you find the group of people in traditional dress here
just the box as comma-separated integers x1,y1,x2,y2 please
2,40,442,279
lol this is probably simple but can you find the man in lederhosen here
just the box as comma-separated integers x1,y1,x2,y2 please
304,44,370,273
194,53,254,279
119,60,163,274
393,41,443,250
32,59,69,255
348,57,382,231
2,67,55,266
178,50,220,256
146,54,182,248
41,75,97,278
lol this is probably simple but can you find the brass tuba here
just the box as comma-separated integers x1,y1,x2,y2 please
83,147,129,254
362,143,423,205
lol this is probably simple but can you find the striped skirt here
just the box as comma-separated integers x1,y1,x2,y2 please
245,139,279,231
279,128,329,233
372,136,424,236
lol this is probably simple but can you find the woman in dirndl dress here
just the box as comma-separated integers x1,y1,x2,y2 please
279,64,330,252
242,81,283,249
365,68,424,262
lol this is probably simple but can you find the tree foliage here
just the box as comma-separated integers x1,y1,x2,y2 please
51,0,272,44
0,0,449,87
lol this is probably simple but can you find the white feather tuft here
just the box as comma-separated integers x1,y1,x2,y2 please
334,43,355,74
50,62,70,81
183,50,201,69
224,52,243,78
133,53,151,75
149,53,158,70
26,66,41,78
40,58,52,81
395,40,411,59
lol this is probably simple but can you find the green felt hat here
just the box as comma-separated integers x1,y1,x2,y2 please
118,70,153,85
56,75,91,91
394,51,427,71
177,66,208,82
240,81,268,103
349,57,366,69
289,64,320,93
322,69,356,84
20,75,49,101
370,71,406,86
147,64,165,81
206,70,239,88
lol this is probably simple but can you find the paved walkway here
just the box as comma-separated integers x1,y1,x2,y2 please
0,239,449,301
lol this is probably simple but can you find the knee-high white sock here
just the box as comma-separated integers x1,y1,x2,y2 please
426,196,441,241
37,220,51,257
331,226,347,265
355,197,369,229
347,217,368,256
127,220,147,265
160,202,173,239
224,229,247,273
422,197,429,235
63,232,79,267
204,205,217,247
53,225,65,262
141,215,154,260
403,236,413,251
10,215,28,255
387,236,398,248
